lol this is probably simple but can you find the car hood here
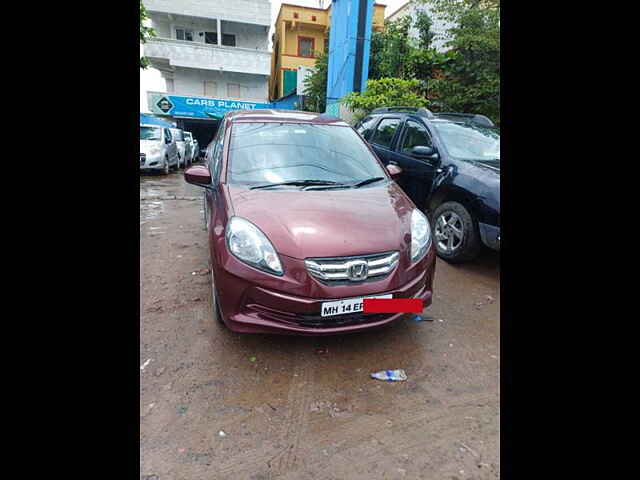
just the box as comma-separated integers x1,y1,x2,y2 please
227,182,415,259
140,140,162,153
470,159,500,174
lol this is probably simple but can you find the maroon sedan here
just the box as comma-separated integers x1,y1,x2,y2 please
184,110,436,335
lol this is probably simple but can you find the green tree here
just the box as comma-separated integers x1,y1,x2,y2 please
368,16,412,80
342,77,429,121
140,1,156,69
419,0,500,123
302,49,329,113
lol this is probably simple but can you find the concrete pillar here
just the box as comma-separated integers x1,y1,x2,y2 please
217,19,222,46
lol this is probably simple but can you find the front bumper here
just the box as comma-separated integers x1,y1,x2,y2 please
479,222,500,251
139,152,164,170
214,247,436,335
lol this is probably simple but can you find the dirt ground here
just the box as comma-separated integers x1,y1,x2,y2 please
140,169,500,480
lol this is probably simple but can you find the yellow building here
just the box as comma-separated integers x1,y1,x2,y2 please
269,2,386,101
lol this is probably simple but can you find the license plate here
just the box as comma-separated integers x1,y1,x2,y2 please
320,294,393,318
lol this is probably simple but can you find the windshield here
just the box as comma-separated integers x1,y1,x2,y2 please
432,122,500,161
140,126,162,141
228,123,387,186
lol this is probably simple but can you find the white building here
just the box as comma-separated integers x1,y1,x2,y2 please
142,0,272,146
386,0,454,52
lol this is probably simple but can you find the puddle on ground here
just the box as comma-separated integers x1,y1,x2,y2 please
140,200,165,223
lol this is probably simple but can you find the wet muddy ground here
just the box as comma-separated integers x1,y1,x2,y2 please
140,169,500,480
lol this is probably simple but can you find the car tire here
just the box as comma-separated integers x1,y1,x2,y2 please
432,201,481,264
162,157,170,175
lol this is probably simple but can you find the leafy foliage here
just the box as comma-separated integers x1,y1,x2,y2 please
302,49,329,113
140,1,156,69
342,78,429,118
419,0,500,123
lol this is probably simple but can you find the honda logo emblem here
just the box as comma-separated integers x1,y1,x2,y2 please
346,260,369,281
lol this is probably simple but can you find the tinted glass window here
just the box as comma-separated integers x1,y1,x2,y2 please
222,34,235,47
140,126,162,140
211,122,225,180
228,123,386,186
401,120,432,153
164,129,172,142
370,118,401,148
205,32,217,44
355,116,378,140
432,122,500,161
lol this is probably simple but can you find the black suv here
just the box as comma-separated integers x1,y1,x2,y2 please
355,107,500,263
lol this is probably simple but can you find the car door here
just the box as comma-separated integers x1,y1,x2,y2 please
391,118,440,210
367,117,402,166
164,128,178,165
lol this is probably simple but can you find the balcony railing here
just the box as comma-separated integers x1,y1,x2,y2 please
144,37,271,76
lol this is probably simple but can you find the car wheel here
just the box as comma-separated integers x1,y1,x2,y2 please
432,201,481,264
162,157,170,175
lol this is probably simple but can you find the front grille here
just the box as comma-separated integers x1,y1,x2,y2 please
247,304,395,329
305,251,399,285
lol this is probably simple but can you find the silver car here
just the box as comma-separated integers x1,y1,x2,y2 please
140,124,179,175
170,128,187,169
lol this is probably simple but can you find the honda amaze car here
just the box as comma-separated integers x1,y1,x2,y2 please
184,110,436,335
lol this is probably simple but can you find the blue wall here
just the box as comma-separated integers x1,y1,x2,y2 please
325,0,374,113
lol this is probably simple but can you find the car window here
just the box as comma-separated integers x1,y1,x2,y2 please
370,118,401,148
401,120,432,153
140,126,162,141
355,116,378,140
432,122,500,161
228,123,387,186
172,129,184,141
164,129,172,143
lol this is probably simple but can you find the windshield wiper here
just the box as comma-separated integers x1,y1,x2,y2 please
352,177,385,188
250,180,343,190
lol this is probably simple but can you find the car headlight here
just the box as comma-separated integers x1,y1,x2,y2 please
226,216,283,276
411,209,432,263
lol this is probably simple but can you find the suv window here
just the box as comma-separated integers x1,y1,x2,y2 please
355,116,378,140
164,129,172,143
401,120,432,153
370,118,401,148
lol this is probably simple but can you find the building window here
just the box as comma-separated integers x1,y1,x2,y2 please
205,81,217,97
293,12,299,19
222,34,236,47
204,32,217,44
312,15,317,21
175,28,194,41
298,37,315,57
228,83,240,98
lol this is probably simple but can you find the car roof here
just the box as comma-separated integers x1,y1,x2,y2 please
225,109,349,126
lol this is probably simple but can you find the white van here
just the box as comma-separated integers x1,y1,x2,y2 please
140,124,179,175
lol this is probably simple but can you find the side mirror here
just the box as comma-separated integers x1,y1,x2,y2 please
386,163,403,179
411,145,438,158
185,165,211,187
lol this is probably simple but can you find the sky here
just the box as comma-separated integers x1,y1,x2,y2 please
140,0,408,112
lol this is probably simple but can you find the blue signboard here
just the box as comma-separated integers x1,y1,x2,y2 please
148,92,274,120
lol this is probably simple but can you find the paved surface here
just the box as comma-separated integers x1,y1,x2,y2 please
140,168,500,480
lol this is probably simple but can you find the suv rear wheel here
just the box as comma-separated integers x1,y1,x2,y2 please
432,201,481,263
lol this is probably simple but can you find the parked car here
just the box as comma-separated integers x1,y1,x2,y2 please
355,107,500,263
184,109,436,335
184,131,195,166
170,128,187,169
140,124,179,175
